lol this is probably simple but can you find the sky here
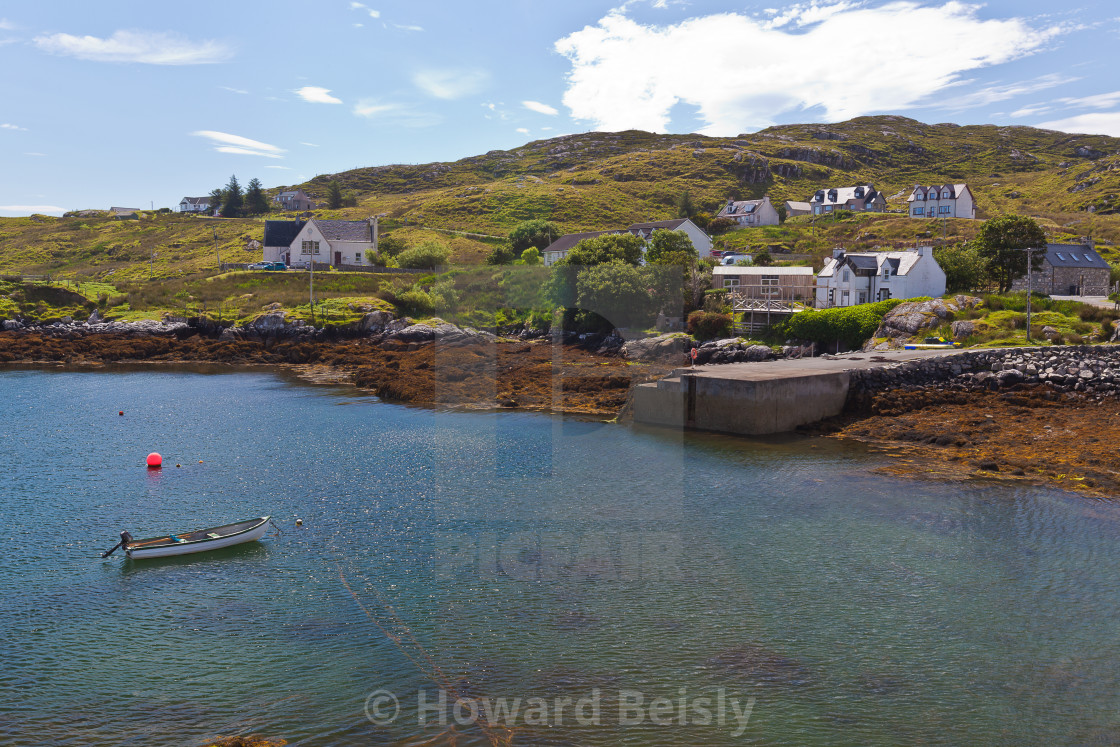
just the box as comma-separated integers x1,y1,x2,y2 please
1,0,1119,217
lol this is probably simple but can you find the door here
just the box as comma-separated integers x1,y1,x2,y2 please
335,251,342,265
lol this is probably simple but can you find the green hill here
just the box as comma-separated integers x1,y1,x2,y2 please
4,115,1120,283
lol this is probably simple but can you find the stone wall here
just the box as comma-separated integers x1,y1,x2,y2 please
1011,264,1111,296
848,346,1120,410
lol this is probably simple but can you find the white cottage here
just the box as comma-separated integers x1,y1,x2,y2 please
542,218,713,266
907,184,976,219
715,196,780,227
816,247,946,308
288,219,379,268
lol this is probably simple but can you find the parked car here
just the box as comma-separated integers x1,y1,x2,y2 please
248,261,286,271
720,254,751,265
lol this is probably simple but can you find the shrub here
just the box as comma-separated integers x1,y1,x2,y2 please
398,241,451,269
784,298,904,349
396,287,434,316
687,310,732,340
707,217,736,235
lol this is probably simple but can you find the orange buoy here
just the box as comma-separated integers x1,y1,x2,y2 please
146,452,163,469
119,411,124,416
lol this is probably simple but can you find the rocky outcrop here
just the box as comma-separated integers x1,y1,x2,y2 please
866,296,982,348
622,334,690,362
693,339,774,365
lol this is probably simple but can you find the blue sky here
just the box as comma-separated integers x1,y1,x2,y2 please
1,1,1118,216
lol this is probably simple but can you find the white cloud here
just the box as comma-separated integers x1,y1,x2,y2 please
928,73,1076,112
295,86,343,104
391,23,424,32
353,99,441,127
516,127,530,134
413,68,488,99
1038,112,1120,137
34,29,232,65
221,86,249,95
368,9,381,18
0,205,65,215
555,3,1061,134
763,1,862,30
301,142,320,147
266,165,292,169
523,100,559,116
349,3,380,18
1009,89,1120,119
0,19,13,30
191,130,285,158
1,123,27,130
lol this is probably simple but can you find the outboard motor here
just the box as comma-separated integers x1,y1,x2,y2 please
120,531,132,550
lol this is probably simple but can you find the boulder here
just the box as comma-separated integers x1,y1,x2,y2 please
622,334,689,361
2,319,22,331
1041,326,1059,340
358,310,394,334
950,320,974,340
87,309,103,324
874,298,958,338
247,311,288,333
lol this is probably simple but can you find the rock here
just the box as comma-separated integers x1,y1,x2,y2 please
743,344,773,362
87,309,103,324
60,316,72,324
392,323,436,343
2,319,22,331
874,298,958,338
1042,326,1059,340
997,369,1024,387
622,334,689,361
359,310,394,334
950,320,974,340
247,311,288,333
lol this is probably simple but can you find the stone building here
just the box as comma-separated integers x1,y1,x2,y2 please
1011,243,1112,297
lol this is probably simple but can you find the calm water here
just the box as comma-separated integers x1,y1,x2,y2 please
2,367,1120,746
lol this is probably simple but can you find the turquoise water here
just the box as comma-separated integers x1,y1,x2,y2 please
2,367,1120,746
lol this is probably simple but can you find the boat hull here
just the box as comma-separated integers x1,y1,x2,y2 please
125,516,270,559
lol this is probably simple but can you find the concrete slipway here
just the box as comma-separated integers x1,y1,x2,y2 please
631,348,965,436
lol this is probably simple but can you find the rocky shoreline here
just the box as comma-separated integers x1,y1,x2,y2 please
834,345,1120,498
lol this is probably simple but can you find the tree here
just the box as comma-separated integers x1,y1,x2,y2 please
973,215,1047,293
776,203,788,223
327,180,343,210
377,235,407,258
575,262,660,330
645,229,697,265
707,217,736,235
509,219,561,252
244,178,270,215
752,250,773,266
485,243,516,265
934,242,989,292
397,240,451,269
519,247,541,265
675,191,695,219
208,188,225,216
558,233,644,267
220,175,243,218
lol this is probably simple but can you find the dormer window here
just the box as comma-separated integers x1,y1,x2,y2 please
942,190,951,199
882,265,891,280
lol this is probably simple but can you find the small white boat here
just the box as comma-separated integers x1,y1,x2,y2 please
102,516,271,559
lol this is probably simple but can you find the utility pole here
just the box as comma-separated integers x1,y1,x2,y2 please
149,251,157,280
1025,247,1033,343
213,228,221,270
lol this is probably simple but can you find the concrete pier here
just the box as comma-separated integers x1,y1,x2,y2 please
631,349,964,435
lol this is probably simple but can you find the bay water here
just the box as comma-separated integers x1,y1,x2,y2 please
1,367,1119,746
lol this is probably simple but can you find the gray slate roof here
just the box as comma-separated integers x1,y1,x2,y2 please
180,196,210,205
315,219,373,242
1045,243,1110,269
545,230,619,254
264,220,306,247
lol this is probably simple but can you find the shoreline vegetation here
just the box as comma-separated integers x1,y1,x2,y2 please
2,326,1117,499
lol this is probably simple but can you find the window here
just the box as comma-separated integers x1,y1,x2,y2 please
841,269,850,283
301,240,320,255
942,191,951,199
724,277,740,289
825,206,833,212
1056,252,1066,261
761,274,779,297
882,265,891,280
913,207,924,216
939,206,951,215
355,253,362,263
857,291,867,304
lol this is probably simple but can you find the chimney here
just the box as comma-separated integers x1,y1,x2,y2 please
832,248,845,260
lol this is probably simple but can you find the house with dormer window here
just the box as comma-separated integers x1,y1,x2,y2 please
816,247,946,307
907,184,976,219
286,218,380,268
808,185,886,215
178,196,211,214
715,196,780,226
274,189,315,212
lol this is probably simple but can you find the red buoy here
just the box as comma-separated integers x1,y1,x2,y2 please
146,452,163,469
119,411,124,416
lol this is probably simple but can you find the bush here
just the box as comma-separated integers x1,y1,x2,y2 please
687,310,732,340
396,288,434,316
784,299,905,349
707,217,736,235
485,244,516,265
398,241,451,269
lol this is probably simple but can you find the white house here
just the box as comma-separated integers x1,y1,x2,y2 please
816,247,946,308
907,184,976,219
287,218,379,268
808,185,886,215
715,196,780,227
542,218,713,266
262,220,306,264
178,196,211,214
